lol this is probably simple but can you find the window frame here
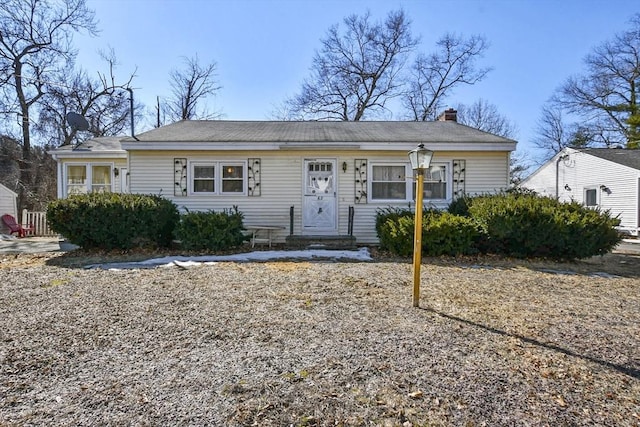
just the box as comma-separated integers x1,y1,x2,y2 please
189,160,247,196
368,161,452,204
420,163,451,202
369,162,412,203
64,162,115,197
584,187,599,207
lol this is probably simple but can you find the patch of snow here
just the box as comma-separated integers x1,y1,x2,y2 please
86,247,373,270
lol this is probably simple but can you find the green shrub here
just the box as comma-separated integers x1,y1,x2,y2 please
423,212,480,256
376,212,415,257
463,193,621,259
376,208,479,256
47,193,179,250
174,206,247,251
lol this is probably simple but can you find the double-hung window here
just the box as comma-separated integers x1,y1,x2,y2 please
423,164,448,201
193,164,216,193
371,164,409,201
191,161,245,195
222,165,244,193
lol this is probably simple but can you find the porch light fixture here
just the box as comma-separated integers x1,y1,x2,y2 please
408,143,433,308
113,168,119,177
342,161,348,173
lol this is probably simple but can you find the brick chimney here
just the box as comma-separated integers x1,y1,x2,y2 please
437,108,457,122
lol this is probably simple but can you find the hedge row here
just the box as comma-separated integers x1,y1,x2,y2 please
47,193,247,251
376,192,621,260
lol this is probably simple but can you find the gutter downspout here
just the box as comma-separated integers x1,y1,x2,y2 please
555,153,568,199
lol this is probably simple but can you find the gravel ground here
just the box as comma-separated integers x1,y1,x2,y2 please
0,250,639,426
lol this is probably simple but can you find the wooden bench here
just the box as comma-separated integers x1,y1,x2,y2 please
245,225,285,248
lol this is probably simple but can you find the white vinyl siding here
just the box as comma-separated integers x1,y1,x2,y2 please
0,184,18,233
127,150,512,244
521,149,640,236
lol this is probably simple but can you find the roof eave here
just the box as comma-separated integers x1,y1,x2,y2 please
121,141,517,152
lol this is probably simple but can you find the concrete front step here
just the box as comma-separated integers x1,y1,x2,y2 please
285,234,357,250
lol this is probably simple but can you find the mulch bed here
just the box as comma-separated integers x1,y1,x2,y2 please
0,249,639,426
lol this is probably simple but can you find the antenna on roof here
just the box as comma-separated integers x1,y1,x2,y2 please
66,112,90,132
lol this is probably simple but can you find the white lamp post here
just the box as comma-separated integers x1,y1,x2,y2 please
408,143,433,308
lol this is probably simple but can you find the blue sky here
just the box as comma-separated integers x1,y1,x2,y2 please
74,0,638,165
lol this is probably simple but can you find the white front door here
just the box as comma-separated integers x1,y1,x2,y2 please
302,159,337,234
119,168,129,193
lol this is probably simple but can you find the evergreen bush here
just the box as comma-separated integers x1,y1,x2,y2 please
462,192,621,259
375,208,478,256
174,206,247,251
47,193,179,250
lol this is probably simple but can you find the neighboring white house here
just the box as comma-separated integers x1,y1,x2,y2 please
0,183,18,235
520,147,640,236
49,115,517,244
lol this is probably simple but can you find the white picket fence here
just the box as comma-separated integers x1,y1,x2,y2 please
22,210,58,237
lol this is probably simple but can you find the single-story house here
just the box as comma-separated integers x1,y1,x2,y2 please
49,114,517,244
519,147,640,236
0,182,18,235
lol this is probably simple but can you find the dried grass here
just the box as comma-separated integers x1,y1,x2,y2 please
0,250,639,426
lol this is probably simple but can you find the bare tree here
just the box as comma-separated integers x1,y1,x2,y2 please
456,99,517,138
534,104,595,161
509,151,531,186
285,9,417,121
0,0,97,212
36,52,138,146
456,99,526,184
163,55,221,123
404,33,491,121
553,13,640,149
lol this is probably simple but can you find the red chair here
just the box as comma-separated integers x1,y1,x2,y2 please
1,214,35,238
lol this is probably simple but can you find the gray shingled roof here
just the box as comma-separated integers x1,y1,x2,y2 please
124,120,516,144
580,148,640,171
52,136,125,152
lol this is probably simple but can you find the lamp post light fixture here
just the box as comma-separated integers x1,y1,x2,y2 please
408,143,434,308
